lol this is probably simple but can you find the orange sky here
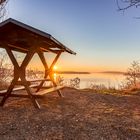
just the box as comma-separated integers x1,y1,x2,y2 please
26,53,128,73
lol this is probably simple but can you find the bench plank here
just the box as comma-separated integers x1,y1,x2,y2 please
33,86,64,95
0,84,37,94
28,79,51,82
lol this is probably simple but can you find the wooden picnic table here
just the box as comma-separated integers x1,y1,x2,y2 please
0,18,76,109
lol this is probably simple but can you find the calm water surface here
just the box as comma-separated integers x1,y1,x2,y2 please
58,73,125,89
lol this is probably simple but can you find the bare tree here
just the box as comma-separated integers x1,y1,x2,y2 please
124,61,140,89
116,0,140,11
0,0,8,22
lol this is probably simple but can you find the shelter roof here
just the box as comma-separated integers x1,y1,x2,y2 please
0,18,76,54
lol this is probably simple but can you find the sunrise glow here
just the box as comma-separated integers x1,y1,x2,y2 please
53,66,58,71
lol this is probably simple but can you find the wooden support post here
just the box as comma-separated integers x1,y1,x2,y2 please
0,46,40,109
36,50,63,97
23,83,40,109
0,79,16,106
48,52,63,97
36,49,49,92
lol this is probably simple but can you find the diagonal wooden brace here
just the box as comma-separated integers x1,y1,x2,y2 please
36,50,63,97
0,46,40,108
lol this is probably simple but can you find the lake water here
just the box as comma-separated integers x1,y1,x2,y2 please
4,72,125,89
58,73,125,89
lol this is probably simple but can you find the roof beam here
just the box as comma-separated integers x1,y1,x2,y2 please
40,47,64,54
8,44,29,53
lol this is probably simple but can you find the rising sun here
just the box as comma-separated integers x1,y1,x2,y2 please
53,65,58,70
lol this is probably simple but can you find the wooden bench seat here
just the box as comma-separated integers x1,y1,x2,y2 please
0,85,64,98
28,79,51,83
0,84,37,95
33,86,64,96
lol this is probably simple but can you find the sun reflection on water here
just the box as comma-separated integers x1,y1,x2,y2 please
53,73,57,82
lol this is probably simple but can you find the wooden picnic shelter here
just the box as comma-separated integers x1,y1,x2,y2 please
0,18,76,109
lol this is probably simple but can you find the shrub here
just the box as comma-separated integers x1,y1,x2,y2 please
0,51,13,89
69,77,80,88
123,61,140,91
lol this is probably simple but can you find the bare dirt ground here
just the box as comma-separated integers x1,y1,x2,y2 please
0,88,140,140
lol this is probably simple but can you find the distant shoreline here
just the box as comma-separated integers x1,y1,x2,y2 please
55,71,90,74
97,71,125,75
55,71,125,75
